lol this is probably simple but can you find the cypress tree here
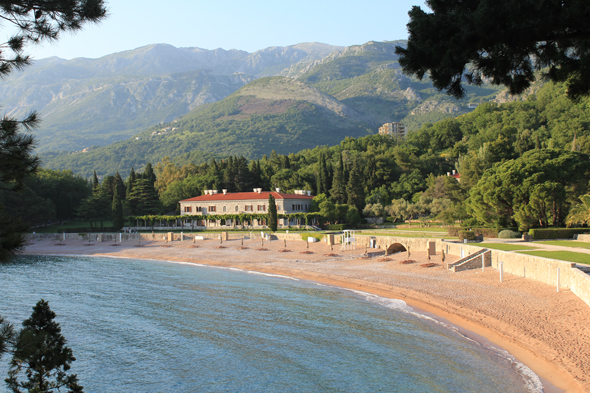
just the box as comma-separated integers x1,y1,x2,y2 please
326,160,333,194
92,170,99,192
268,194,278,231
346,158,365,213
126,167,136,197
144,162,155,184
112,187,124,231
114,171,126,200
330,152,347,204
316,152,330,196
6,300,84,393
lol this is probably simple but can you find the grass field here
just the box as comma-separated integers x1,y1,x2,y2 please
477,243,537,251
536,241,590,249
518,251,590,264
358,231,458,239
32,221,114,233
381,227,449,233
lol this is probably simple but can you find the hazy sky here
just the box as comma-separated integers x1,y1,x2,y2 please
19,0,425,60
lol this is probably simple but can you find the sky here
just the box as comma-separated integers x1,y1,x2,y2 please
17,0,426,60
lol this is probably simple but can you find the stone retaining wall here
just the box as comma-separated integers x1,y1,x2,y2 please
578,234,590,242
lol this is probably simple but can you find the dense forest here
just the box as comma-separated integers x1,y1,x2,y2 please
3,81,590,232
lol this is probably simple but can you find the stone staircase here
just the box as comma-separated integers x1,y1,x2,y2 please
447,249,491,272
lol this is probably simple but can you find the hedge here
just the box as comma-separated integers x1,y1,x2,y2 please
448,227,500,238
325,224,347,231
528,228,589,239
498,230,521,239
458,231,476,241
61,227,115,233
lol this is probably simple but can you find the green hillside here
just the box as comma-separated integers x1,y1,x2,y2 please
295,41,504,129
42,77,373,176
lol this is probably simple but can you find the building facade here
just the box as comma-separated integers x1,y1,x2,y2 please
179,188,314,228
378,122,406,139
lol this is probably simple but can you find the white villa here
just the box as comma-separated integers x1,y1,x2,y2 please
179,188,314,228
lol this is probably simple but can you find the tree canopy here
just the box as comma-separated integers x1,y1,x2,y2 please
396,0,590,99
0,0,106,259
6,300,84,392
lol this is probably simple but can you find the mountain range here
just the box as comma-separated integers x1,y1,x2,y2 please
0,40,506,176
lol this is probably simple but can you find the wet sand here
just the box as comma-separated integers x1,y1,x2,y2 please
23,237,590,392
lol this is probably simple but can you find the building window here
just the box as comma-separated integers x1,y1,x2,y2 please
235,205,239,212
223,206,227,212
245,205,253,211
209,206,216,212
292,204,295,211
184,206,192,213
258,205,266,211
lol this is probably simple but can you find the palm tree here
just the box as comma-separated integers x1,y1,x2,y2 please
566,194,590,227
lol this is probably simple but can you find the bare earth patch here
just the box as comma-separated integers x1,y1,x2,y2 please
420,263,438,268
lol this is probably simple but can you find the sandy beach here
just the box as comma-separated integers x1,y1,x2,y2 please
22,237,590,392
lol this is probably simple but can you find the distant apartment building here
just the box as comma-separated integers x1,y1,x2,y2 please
179,188,314,228
378,122,406,138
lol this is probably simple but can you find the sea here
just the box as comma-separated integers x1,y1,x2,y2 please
0,255,544,392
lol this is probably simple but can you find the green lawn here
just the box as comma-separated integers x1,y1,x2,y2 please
518,251,590,264
536,241,590,249
477,243,537,251
32,221,114,233
382,227,449,233
358,231,458,239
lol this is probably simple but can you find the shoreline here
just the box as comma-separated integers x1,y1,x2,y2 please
21,238,590,392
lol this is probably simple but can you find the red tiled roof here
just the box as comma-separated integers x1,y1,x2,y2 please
180,191,313,202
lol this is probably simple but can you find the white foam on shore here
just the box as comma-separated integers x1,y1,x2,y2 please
243,270,300,280
344,288,544,393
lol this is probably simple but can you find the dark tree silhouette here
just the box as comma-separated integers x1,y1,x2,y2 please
396,0,590,99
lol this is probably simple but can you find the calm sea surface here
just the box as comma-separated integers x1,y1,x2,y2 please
0,255,541,392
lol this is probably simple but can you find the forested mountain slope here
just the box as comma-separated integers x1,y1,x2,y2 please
43,77,374,176
287,41,504,128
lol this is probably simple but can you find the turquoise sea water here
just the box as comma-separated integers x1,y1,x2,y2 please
0,255,541,392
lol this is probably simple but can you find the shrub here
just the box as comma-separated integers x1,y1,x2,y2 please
528,228,589,239
498,229,521,239
458,231,476,241
326,224,347,231
447,227,461,236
